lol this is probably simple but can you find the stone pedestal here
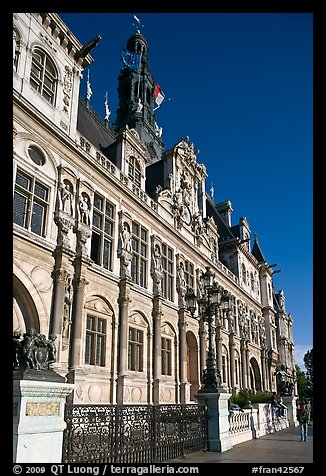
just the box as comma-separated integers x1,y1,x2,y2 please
195,391,233,452
13,370,75,463
283,395,299,427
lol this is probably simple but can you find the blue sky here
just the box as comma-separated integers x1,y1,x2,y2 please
59,12,313,371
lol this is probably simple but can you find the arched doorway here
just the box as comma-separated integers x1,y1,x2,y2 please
249,356,262,391
186,331,199,401
13,275,40,333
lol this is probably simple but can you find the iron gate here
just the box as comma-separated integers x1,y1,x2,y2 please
62,403,207,463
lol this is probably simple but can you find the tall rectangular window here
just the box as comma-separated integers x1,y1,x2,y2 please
184,260,194,288
13,169,49,236
128,327,144,371
131,222,148,287
91,193,115,270
161,337,172,376
162,243,174,301
85,315,106,366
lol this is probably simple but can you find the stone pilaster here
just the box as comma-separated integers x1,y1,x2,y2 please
68,273,89,371
152,295,163,404
116,277,131,404
229,333,236,391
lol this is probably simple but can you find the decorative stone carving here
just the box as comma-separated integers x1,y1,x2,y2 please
77,194,91,225
118,222,132,277
13,329,57,371
151,243,163,294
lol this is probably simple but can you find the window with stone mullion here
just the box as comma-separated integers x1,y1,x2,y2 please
162,243,174,301
90,193,115,270
13,169,48,237
131,222,148,287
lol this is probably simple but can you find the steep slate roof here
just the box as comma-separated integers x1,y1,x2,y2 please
251,234,266,263
77,98,117,152
206,195,236,242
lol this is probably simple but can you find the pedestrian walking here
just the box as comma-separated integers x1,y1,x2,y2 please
297,400,309,441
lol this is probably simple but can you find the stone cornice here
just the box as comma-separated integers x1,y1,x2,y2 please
33,13,93,69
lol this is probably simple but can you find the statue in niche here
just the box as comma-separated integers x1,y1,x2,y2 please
177,261,186,288
136,98,143,112
59,180,74,216
78,195,90,225
120,223,132,254
153,244,162,273
119,222,132,275
152,244,163,292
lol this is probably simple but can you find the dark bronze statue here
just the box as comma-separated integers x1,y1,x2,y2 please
13,328,57,371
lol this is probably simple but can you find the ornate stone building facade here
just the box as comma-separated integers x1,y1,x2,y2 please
13,13,296,405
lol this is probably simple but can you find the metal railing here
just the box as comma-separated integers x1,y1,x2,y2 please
62,403,207,463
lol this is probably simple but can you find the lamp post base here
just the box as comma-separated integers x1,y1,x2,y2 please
195,391,233,452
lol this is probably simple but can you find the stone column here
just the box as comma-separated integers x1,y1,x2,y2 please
229,334,236,391
245,346,250,387
68,273,89,370
152,296,163,404
240,341,247,388
195,391,233,452
178,308,188,403
260,348,268,390
199,319,206,387
116,278,131,404
216,328,223,377
50,267,72,368
13,371,74,463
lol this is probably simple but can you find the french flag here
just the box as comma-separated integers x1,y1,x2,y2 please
153,84,165,109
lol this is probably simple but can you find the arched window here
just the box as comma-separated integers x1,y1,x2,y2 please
128,156,141,187
30,48,57,105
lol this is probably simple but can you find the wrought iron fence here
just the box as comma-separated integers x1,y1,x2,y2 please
62,403,207,463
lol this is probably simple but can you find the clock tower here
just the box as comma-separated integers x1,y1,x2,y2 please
115,30,164,164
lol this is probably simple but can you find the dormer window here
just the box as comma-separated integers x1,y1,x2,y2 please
30,48,57,105
128,156,141,187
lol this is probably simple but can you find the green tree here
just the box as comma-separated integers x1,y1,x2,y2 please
295,364,308,399
303,348,313,398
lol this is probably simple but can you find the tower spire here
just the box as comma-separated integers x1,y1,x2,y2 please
115,29,164,164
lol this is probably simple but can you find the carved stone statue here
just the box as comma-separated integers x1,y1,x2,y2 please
78,195,90,225
153,244,162,273
136,98,143,113
59,181,74,216
118,223,132,276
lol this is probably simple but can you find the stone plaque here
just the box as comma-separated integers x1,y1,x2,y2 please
26,402,60,416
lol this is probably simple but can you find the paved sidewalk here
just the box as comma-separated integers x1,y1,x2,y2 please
169,423,313,463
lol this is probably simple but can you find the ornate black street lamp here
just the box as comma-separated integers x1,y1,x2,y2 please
185,266,231,393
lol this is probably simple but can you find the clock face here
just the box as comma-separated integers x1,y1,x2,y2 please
182,205,191,226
